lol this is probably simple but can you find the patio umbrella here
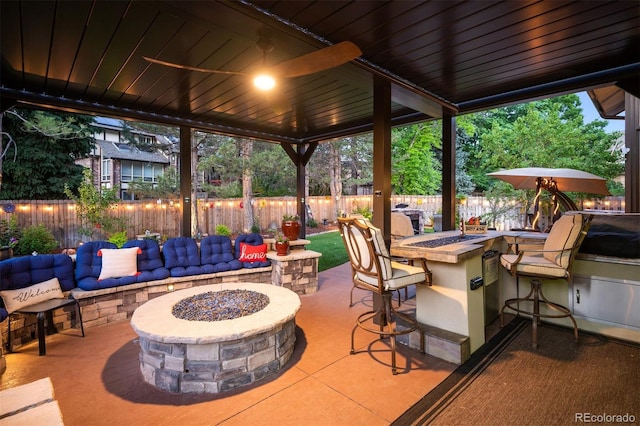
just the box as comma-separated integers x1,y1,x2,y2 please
487,167,610,230
487,167,610,195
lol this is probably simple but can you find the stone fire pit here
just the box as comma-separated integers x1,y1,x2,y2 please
130,282,301,394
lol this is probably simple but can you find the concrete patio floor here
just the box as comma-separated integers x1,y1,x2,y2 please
0,262,457,425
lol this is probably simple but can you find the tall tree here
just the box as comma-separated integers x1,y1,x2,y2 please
0,109,96,199
391,123,441,195
477,95,624,217
479,98,622,179
240,138,255,232
339,134,373,195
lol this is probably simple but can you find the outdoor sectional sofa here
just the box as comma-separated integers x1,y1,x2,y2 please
0,234,270,320
1,232,322,353
75,234,270,290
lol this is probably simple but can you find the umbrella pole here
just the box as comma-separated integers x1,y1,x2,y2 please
552,188,578,212
531,178,543,230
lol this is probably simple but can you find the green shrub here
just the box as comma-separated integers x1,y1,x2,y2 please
0,216,21,248
15,224,58,255
108,231,128,248
250,224,261,233
352,204,373,220
307,218,318,227
215,224,231,237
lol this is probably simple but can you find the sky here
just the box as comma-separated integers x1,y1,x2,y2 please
576,91,625,133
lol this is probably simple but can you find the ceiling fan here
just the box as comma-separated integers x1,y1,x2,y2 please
143,34,361,113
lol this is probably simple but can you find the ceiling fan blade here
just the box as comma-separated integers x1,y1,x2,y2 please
143,56,247,76
271,41,362,78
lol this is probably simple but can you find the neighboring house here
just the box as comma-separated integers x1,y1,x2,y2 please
76,117,170,200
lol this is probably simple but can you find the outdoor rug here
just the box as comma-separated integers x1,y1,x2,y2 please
394,317,640,426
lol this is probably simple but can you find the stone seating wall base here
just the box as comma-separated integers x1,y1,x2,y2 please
2,250,321,353
72,267,274,329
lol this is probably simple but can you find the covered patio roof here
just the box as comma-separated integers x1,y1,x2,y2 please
1,1,639,227
2,1,638,142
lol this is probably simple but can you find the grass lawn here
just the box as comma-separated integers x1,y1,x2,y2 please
306,230,348,272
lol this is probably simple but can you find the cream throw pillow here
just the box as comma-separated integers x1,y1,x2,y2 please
0,277,64,314
98,247,140,280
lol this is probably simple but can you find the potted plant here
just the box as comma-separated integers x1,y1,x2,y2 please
274,232,289,256
281,214,300,241
0,216,21,260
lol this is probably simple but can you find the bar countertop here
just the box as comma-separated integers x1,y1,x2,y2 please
391,230,546,263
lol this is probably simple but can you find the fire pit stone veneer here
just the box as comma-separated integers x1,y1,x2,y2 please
130,282,301,394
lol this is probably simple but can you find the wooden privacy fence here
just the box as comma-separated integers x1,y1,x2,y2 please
0,195,625,249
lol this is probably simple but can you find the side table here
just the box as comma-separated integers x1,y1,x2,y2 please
7,298,85,356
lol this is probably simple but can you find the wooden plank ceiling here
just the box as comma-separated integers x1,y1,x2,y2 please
1,0,638,144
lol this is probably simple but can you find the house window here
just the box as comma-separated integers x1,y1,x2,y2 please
102,159,111,182
154,166,163,182
132,163,143,181
121,160,133,182
144,163,153,182
121,160,162,184
104,130,119,142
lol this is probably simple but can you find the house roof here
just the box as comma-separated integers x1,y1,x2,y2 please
1,1,637,145
98,141,169,164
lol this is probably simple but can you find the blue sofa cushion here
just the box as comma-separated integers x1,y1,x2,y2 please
200,235,243,273
75,241,138,290
162,237,204,277
234,233,271,268
0,254,75,292
123,239,170,282
0,254,75,317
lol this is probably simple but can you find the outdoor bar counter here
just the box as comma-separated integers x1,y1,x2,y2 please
391,224,640,362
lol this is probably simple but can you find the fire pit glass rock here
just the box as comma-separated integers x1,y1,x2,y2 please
172,289,270,321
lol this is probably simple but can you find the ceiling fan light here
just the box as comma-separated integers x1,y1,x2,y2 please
254,74,275,91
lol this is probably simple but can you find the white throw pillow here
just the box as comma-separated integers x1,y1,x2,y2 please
98,247,140,280
0,277,64,314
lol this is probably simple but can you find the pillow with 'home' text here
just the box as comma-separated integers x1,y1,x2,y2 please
238,243,268,263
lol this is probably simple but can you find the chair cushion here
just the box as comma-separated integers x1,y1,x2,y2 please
162,237,204,277
385,261,426,290
75,241,140,290
122,239,170,282
346,219,425,290
75,241,118,281
200,235,242,273
356,261,426,290
501,254,569,279
391,212,414,238
367,223,393,281
0,254,75,293
543,213,583,268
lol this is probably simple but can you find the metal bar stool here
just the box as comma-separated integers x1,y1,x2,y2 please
500,213,593,348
